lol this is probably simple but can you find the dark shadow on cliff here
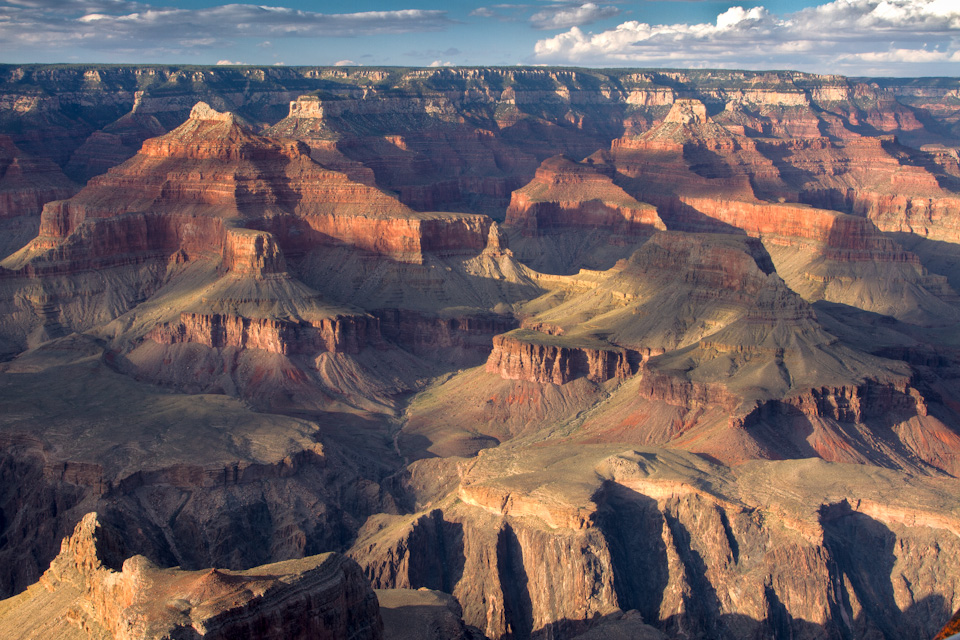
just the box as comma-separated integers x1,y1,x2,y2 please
822,501,951,640
594,482,669,625
0,446,91,598
404,510,467,595
498,522,535,640
887,232,960,291
646,196,749,236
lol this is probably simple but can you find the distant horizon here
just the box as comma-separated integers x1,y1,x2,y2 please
1,0,958,78
2,61,959,81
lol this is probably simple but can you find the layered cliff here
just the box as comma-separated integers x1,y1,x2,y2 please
0,512,384,640
0,135,77,257
352,446,960,640
486,329,641,385
505,155,663,236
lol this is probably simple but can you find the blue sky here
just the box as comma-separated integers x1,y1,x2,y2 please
1,0,958,76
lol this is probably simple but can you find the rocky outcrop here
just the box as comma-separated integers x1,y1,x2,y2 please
678,197,917,261
0,136,77,222
0,512,384,640
376,309,517,361
486,330,642,385
376,588,487,640
147,311,380,356
505,156,664,236
351,448,960,640
636,368,741,414
7,102,495,277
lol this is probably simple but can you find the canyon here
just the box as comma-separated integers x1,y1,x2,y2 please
1,64,960,639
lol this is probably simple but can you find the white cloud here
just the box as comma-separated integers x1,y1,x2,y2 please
334,59,358,66
534,0,960,74
428,59,455,67
216,59,245,65
530,2,619,30
0,2,454,54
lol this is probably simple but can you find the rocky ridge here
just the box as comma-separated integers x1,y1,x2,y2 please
0,512,384,640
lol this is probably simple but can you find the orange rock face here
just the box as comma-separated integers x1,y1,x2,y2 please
505,155,665,236
0,136,77,223
486,330,642,385
11,102,493,277
148,312,381,356
0,512,384,640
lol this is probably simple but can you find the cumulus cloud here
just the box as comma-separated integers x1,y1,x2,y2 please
215,59,246,65
333,59,358,66
530,3,619,30
429,59,455,67
0,2,454,54
533,0,960,74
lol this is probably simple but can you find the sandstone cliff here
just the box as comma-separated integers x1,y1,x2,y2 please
0,135,77,257
0,512,384,640
351,446,960,640
486,329,641,385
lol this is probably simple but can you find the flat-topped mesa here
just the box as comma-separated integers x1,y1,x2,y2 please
485,329,642,384
626,231,779,297
0,512,384,640
505,155,665,237
664,99,709,125
222,227,287,278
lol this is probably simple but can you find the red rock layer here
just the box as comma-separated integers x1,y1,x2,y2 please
804,187,960,243
11,102,494,276
636,368,741,413
221,227,287,277
486,330,642,384
0,135,77,221
8,512,384,640
148,312,380,356
677,197,919,263
505,155,665,236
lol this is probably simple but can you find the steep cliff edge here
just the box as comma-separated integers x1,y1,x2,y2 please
486,329,641,385
505,155,663,236
0,512,384,640
0,334,402,599
351,446,960,640
0,135,77,258
504,155,665,273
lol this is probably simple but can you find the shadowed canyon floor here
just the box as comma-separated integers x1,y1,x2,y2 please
2,65,960,639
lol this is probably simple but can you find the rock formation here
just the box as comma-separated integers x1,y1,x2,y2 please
0,512,384,640
352,447,960,640
486,329,642,385
0,135,77,257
